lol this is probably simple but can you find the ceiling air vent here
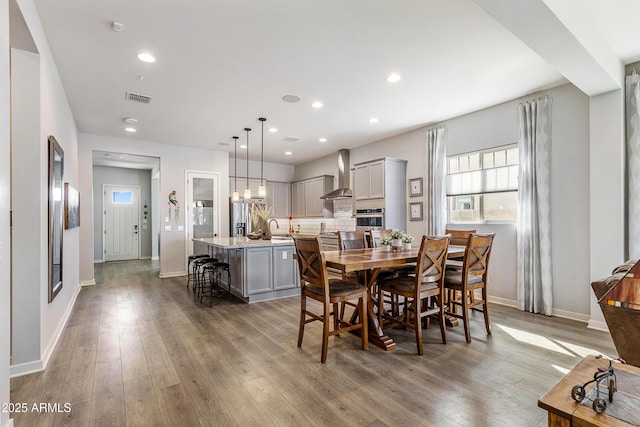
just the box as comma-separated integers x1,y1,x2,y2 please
283,136,300,143
125,91,152,104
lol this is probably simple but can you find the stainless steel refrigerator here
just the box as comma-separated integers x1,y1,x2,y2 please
229,199,263,237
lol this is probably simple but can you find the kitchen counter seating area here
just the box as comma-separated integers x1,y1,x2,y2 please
194,236,302,303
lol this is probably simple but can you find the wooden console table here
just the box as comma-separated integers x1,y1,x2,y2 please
538,356,640,426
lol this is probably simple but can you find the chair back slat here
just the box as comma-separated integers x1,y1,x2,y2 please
417,235,450,283
338,231,367,250
446,229,476,246
293,236,329,297
462,233,495,279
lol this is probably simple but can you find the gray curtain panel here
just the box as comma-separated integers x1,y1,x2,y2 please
426,127,446,236
517,97,553,315
626,73,640,259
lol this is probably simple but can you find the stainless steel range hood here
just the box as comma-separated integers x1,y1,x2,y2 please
321,149,352,200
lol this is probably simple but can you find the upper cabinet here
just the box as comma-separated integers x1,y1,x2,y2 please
291,175,334,218
354,159,385,200
266,181,291,218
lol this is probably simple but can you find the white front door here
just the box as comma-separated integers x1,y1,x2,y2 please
104,185,140,261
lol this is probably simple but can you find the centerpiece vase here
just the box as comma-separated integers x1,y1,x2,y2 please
261,221,272,240
391,238,403,249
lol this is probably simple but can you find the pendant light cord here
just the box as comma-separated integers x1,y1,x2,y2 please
259,118,266,185
233,136,238,192
244,128,251,191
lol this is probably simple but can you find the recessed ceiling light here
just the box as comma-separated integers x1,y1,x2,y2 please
123,117,138,124
386,73,402,83
120,155,127,159
240,144,247,149
312,101,323,109
369,117,379,123
282,95,300,103
268,127,278,133
137,52,155,63
319,138,327,142
125,127,137,132
285,151,292,156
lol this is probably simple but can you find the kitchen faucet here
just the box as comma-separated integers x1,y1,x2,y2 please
269,218,279,229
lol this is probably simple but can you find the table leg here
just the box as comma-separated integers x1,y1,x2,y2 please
348,268,396,351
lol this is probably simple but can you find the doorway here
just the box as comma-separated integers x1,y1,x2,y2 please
186,171,220,260
103,185,140,261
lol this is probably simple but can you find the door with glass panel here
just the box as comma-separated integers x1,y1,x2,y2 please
186,172,219,258
104,185,140,261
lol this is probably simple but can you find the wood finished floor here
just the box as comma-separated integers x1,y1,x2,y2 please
10,260,616,427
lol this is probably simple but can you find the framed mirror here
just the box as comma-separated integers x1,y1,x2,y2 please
48,135,64,302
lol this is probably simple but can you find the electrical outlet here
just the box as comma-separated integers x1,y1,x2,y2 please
282,251,287,260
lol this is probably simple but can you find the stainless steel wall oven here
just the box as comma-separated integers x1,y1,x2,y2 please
354,208,385,231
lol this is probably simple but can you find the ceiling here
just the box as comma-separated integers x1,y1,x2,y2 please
30,0,640,166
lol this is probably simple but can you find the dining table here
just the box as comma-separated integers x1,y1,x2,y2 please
323,244,465,351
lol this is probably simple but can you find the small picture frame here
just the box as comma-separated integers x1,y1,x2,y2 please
64,183,80,229
409,202,423,221
409,177,423,197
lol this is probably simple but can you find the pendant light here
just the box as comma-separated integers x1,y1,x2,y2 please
258,117,267,197
244,127,252,199
232,136,240,201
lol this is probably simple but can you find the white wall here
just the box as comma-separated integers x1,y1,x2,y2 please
92,166,153,261
230,158,295,183
10,47,41,366
0,0,12,423
589,89,625,329
78,133,230,281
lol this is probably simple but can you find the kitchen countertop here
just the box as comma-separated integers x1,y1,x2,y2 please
193,236,296,249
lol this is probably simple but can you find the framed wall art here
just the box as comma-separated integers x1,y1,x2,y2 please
409,177,423,197
409,202,423,221
64,182,80,229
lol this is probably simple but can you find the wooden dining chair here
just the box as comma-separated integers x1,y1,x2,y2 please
292,235,369,363
445,228,477,246
377,235,450,355
338,231,367,250
444,232,495,343
368,229,392,248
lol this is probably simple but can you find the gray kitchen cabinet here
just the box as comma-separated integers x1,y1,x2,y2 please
291,181,305,217
291,175,333,218
273,246,297,290
229,248,244,296
354,159,384,200
266,181,290,218
353,157,408,231
245,246,273,295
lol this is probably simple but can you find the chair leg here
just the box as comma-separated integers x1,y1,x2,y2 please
360,296,368,351
377,287,384,328
297,294,306,348
333,303,340,336
321,303,331,363
462,289,471,343
413,297,423,355
437,294,447,344
482,288,491,334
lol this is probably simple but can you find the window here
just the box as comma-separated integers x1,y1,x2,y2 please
112,191,133,204
446,145,518,223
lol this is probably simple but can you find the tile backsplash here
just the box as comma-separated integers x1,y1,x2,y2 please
272,199,355,234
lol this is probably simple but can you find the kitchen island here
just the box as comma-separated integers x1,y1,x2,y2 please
193,236,300,303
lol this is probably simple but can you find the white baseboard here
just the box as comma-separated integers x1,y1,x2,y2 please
11,282,81,378
159,271,187,278
140,256,151,260
487,295,590,324
151,256,159,261
587,319,609,332
10,359,43,378
94,259,104,264
80,279,96,286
